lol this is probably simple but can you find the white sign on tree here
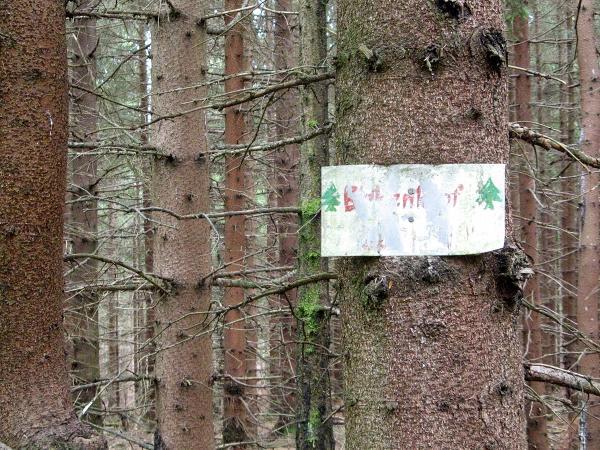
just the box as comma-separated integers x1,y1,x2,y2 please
321,164,505,256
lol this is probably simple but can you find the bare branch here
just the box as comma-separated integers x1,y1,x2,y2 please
143,71,334,129
134,205,301,220
525,363,600,397
209,123,333,157
249,272,337,302
66,9,160,20
509,122,600,169
508,65,567,85
64,253,171,294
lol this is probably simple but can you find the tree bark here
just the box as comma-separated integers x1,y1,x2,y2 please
296,0,335,448
0,1,104,448
335,1,527,448
269,0,301,434
513,5,549,448
574,0,600,445
151,2,216,448
222,0,252,446
65,2,101,424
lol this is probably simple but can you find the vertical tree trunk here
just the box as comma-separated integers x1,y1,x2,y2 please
296,0,335,448
574,0,600,445
66,3,101,423
222,1,252,446
151,2,216,448
136,22,155,424
513,5,549,448
560,8,580,448
0,1,104,448
269,0,301,433
335,1,527,448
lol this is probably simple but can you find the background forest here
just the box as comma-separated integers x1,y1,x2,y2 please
2,0,600,449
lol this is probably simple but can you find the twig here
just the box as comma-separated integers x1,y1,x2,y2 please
72,376,152,392
209,123,333,157
86,423,153,450
64,253,171,294
509,64,567,85
142,71,334,129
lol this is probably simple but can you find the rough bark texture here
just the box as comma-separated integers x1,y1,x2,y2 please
296,0,335,448
335,1,527,448
66,4,101,423
222,0,252,445
0,1,104,448
513,8,549,449
151,2,216,448
574,0,600,445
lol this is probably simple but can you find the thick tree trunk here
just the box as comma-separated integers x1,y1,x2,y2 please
574,0,600,445
0,1,104,448
513,7,549,449
222,0,252,446
66,5,101,424
335,1,527,448
151,2,216,448
296,0,335,448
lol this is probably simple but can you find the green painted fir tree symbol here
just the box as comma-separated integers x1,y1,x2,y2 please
476,177,502,210
322,183,341,212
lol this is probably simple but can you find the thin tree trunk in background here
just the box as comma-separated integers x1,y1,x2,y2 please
151,1,216,447
296,0,334,448
269,0,301,433
66,5,101,424
222,1,252,446
335,1,526,447
135,21,155,424
574,0,600,446
560,11,579,446
0,1,104,448
513,4,549,447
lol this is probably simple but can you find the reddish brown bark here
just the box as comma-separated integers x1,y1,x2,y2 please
0,1,104,448
574,0,600,445
336,1,527,447
65,6,101,423
513,8,549,449
151,2,215,448
222,1,252,445
269,0,300,432
560,21,579,448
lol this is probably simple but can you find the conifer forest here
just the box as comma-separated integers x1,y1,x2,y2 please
5,0,600,449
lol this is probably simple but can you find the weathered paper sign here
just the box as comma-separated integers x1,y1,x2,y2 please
321,164,505,256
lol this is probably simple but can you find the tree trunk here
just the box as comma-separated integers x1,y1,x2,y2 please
151,2,216,448
65,3,101,424
574,0,600,445
270,0,301,434
0,1,104,448
296,0,335,448
513,6,549,448
335,1,527,448
560,8,579,447
222,1,252,446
